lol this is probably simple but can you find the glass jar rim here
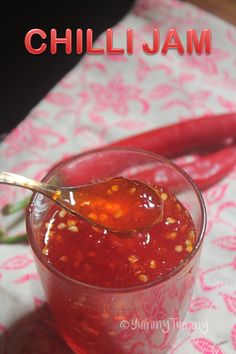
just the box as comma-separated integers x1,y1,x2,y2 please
26,146,207,293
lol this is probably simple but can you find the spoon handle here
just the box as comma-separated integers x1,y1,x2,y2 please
0,172,59,198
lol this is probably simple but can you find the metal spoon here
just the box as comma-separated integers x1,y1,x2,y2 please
0,172,163,234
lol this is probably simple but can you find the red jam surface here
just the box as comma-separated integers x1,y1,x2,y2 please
41,182,196,288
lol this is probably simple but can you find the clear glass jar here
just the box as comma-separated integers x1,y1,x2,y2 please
26,147,206,354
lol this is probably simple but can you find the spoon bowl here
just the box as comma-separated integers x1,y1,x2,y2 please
0,172,163,234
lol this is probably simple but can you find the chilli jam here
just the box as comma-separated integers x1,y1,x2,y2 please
40,181,196,288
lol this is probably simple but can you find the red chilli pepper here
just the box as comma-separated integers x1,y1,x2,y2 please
108,113,236,157
50,113,236,190
181,145,236,190
131,145,236,191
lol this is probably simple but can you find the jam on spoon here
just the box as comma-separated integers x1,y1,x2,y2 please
0,172,163,233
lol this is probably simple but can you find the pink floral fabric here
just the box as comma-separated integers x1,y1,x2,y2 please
0,0,236,352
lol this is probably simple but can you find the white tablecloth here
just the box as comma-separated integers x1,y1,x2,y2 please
0,0,236,353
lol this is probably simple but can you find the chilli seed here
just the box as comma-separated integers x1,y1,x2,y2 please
161,193,168,201
138,274,148,283
167,217,176,224
175,245,183,252
68,225,79,232
59,209,66,218
128,255,139,263
57,223,66,230
111,185,119,192
150,260,157,269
